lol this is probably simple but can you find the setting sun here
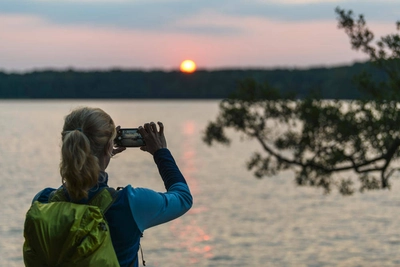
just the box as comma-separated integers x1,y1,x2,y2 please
180,60,196,73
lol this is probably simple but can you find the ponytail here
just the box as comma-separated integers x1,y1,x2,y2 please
59,107,116,201
60,130,100,200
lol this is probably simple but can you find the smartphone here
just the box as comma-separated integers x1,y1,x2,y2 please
114,128,145,147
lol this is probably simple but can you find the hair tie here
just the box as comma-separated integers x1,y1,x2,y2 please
76,128,83,132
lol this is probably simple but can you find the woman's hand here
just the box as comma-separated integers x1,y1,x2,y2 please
112,126,127,156
138,121,167,155
112,146,126,156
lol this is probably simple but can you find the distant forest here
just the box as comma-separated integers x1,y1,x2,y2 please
0,61,386,99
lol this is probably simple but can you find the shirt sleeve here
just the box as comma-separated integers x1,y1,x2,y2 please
127,148,193,232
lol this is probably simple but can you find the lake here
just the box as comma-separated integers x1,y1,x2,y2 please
1,100,400,267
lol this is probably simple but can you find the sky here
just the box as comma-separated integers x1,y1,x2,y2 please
1,0,400,72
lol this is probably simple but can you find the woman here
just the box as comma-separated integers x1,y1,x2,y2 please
29,107,193,266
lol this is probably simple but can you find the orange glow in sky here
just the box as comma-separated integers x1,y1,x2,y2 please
1,2,399,72
180,60,197,73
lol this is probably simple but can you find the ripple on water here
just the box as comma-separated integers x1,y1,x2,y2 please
3,100,400,267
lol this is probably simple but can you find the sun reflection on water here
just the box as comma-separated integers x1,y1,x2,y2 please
168,120,213,264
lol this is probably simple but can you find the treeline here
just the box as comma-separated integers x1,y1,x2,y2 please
0,61,386,99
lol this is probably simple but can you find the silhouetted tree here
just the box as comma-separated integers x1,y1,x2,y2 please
203,8,400,195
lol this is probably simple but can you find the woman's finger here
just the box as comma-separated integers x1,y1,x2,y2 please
150,122,157,133
138,126,147,137
157,122,164,135
143,123,151,132
113,147,126,154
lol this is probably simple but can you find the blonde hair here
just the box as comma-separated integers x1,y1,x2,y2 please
59,107,116,201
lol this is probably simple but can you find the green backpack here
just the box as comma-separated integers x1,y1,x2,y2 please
23,187,120,267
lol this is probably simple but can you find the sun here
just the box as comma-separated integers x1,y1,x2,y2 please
180,60,196,73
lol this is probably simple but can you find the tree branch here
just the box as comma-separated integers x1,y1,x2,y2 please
254,131,400,177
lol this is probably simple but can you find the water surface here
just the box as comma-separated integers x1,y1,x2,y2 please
1,100,400,267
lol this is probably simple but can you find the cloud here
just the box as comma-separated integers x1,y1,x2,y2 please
258,0,346,4
1,0,400,35
259,0,399,3
1,12,394,71
1,1,399,71
33,0,178,2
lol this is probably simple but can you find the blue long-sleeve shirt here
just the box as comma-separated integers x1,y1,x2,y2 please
32,148,193,267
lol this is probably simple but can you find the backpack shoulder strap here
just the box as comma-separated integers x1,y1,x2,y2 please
88,187,119,214
49,187,68,203
48,186,119,214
